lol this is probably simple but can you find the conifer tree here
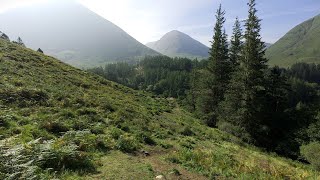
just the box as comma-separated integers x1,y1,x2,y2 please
218,0,268,142
199,4,230,126
15,37,26,47
229,17,243,71
37,48,44,53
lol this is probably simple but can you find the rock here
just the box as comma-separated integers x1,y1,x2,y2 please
155,175,165,179
141,150,150,156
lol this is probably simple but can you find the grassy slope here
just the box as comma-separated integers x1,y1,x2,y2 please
0,39,318,179
266,14,320,67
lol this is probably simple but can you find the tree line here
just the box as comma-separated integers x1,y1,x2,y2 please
88,0,320,166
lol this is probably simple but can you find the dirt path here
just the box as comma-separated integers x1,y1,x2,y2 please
140,148,208,180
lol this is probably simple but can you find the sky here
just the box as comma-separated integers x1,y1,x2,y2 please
0,0,319,46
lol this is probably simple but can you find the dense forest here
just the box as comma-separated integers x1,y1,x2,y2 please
89,0,320,168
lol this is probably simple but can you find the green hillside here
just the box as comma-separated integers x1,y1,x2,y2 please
266,14,320,67
0,39,318,179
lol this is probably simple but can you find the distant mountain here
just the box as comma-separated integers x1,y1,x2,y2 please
266,14,320,67
146,30,209,59
0,1,159,67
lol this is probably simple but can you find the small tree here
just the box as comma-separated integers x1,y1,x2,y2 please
16,37,25,47
37,48,44,53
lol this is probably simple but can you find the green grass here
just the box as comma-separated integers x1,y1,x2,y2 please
0,38,319,179
266,14,320,67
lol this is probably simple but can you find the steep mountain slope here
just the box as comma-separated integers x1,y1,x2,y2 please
266,14,320,67
0,39,318,179
0,1,159,67
146,30,209,59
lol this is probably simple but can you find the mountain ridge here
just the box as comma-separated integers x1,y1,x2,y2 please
266,14,320,67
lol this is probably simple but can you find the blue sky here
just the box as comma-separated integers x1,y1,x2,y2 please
1,0,320,46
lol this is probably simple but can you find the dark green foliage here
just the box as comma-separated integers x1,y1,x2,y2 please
88,56,204,98
199,4,230,126
287,63,320,84
180,126,194,136
135,132,156,145
229,17,243,71
218,0,268,142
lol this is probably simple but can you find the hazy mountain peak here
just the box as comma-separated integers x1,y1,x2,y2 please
0,0,159,67
146,30,209,59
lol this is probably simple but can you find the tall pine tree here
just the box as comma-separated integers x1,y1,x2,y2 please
229,17,243,71
198,4,230,126
218,0,268,142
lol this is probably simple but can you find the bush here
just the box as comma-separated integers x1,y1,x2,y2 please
0,138,95,179
180,126,194,136
60,130,104,152
0,88,49,107
0,115,11,127
37,141,95,172
300,142,320,170
108,127,124,139
217,121,252,143
136,132,156,145
41,120,69,135
116,134,139,153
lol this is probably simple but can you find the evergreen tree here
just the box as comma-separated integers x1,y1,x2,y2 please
242,0,268,139
14,37,26,47
199,4,230,126
218,0,268,142
37,48,44,53
229,17,243,70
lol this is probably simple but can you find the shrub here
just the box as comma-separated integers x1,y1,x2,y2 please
90,123,105,134
116,134,139,153
37,141,95,172
0,138,95,179
300,142,320,170
76,108,97,116
0,115,11,127
136,132,156,145
60,130,102,152
180,126,194,136
41,120,69,135
0,88,49,107
217,121,252,143
108,127,124,139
